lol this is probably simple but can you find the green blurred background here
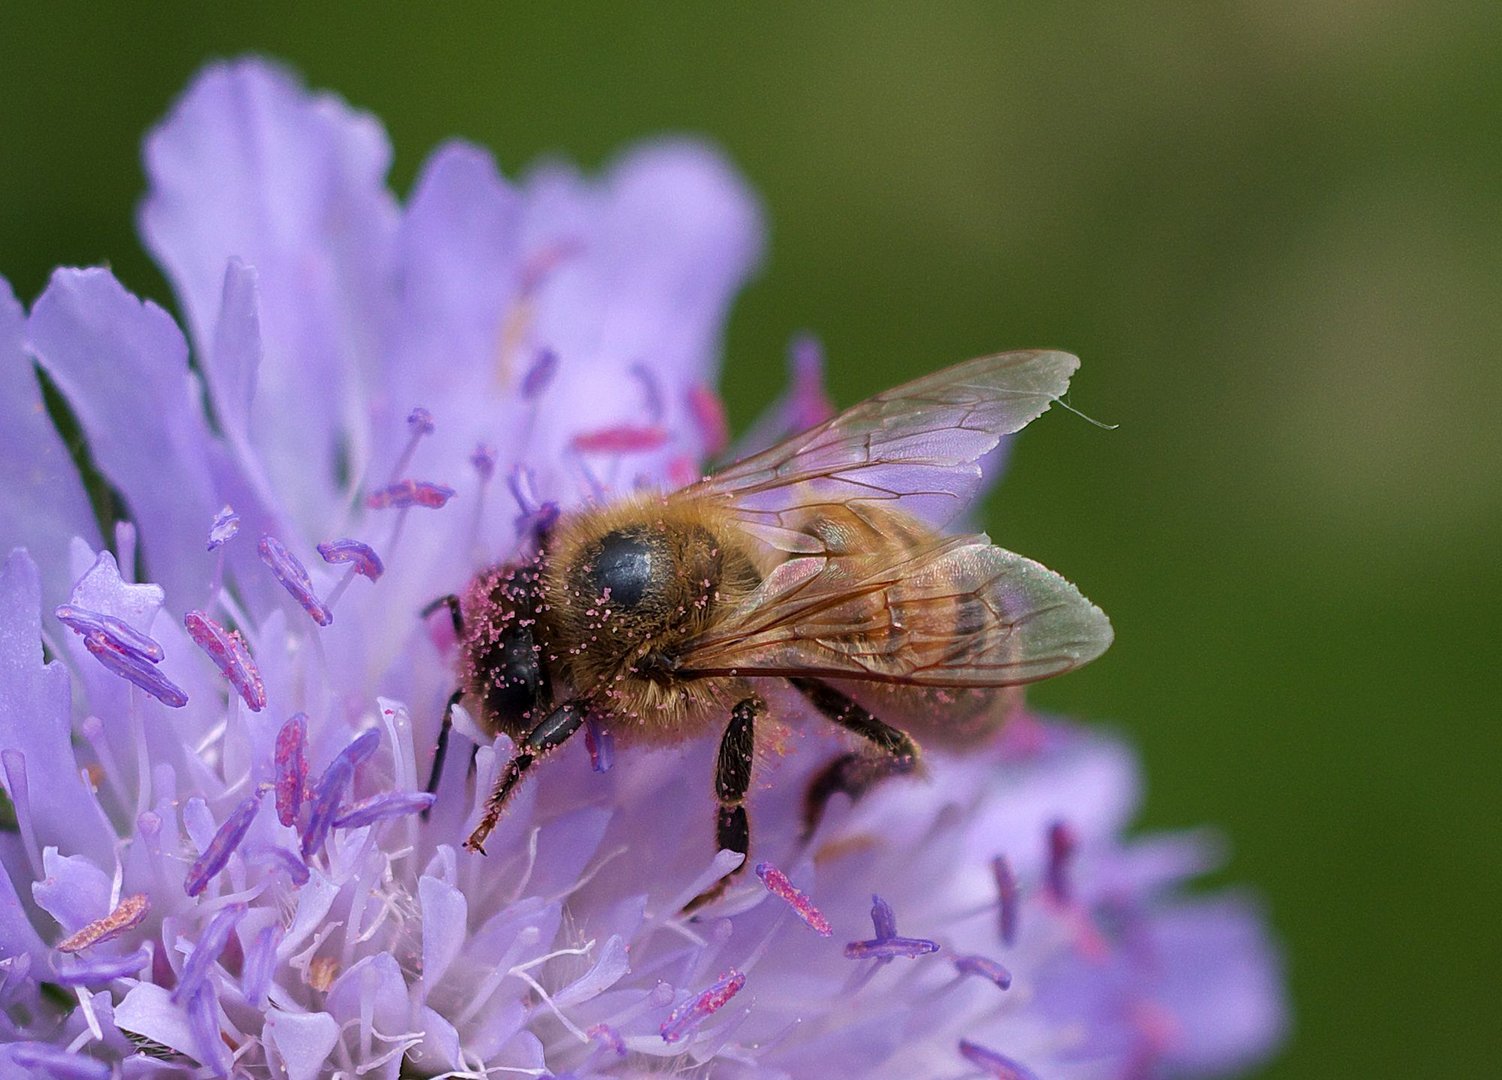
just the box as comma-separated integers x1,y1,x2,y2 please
2,5,1496,1077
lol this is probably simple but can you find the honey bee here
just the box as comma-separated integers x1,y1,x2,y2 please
426,350,1112,906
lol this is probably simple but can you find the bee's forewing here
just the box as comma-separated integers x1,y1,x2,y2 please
680,350,1079,551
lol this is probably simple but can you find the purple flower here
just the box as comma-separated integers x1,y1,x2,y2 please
0,58,1286,1078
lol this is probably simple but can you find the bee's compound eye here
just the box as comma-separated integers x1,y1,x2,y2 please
592,529,658,609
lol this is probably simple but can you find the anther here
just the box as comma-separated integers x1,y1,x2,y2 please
788,333,836,431
686,384,730,458
754,863,832,937
386,406,436,482
1045,820,1078,906
55,605,164,663
521,348,558,399
53,943,151,986
183,787,265,897
953,954,1012,990
471,443,497,481
274,714,308,827
365,479,456,510
56,893,149,953
958,1040,1041,1080
507,464,559,537
659,970,746,1043
300,728,381,859
206,505,241,551
991,855,1019,946
184,610,266,711
571,425,669,455
870,893,898,940
171,902,246,1005
332,791,435,829
843,935,940,960
316,538,384,582
587,1023,626,1057
81,632,188,707
258,535,332,626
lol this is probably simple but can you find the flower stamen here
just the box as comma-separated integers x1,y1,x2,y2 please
206,505,240,551
56,893,149,953
300,728,380,858
81,631,188,707
258,535,332,626
754,863,832,937
274,713,308,827
659,969,746,1044
54,605,165,664
992,854,1019,946
953,954,1012,990
184,610,267,712
365,479,456,510
958,1039,1041,1080
184,787,266,897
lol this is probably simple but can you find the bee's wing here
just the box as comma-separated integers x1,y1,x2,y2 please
680,350,1078,552
673,534,1112,688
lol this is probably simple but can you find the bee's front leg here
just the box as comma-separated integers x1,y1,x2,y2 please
464,700,586,855
686,696,764,912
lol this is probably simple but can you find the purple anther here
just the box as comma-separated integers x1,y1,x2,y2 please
258,535,332,626
521,347,558,399
660,970,746,1044
8,1045,111,1080
257,846,310,886
300,728,381,859
82,631,188,708
507,464,559,536
206,505,241,551
184,610,267,711
870,893,898,940
274,714,308,827
56,893,149,953
584,714,614,774
316,538,384,581
630,362,664,422
755,863,832,937
333,791,435,829
242,924,281,1007
958,1040,1041,1080
991,855,1019,946
54,604,165,664
788,333,836,430
407,406,435,435
365,479,456,510
1046,819,1078,905
843,935,941,960
470,443,497,480
53,943,152,986
172,902,246,1005
687,383,730,458
588,1023,626,1057
571,424,669,455
187,982,227,1075
183,788,264,897
953,954,1012,990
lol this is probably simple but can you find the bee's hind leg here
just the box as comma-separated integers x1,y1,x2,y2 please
686,696,764,912
790,677,921,841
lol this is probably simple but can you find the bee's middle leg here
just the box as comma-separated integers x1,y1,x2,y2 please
686,695,764,912
790,677,921,840
419,593,466,813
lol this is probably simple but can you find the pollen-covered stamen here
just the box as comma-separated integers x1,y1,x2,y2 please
56,893,149,953
1046,819,1078,906
274,713,308,827
316,538,384,582
54,605,165,664
571,425,669,455
53,943,152,986
659,970,747,1044
183,610,266,712
843,935,940,960
755,863,833,937
583,714,614,774
171,902,247,1005
332,791,434,829
206,504,240,551
992,855,1019,946
870,893,898,940
521,347,558,399
258,535,332,626
958,1039,1041,1080
365,479,456,510
471,443,497,480
183,786,266,897
953,954,1012,990
687,383,730,458
300,728,381,859
81,632,188,708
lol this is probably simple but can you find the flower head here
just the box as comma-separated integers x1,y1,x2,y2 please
0,59,1286,1078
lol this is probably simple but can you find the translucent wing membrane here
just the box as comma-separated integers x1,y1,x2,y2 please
682,350,1079,551
675,535,1113,688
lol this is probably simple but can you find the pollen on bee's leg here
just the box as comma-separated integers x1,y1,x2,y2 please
754,863,832,937
184,610,266,711
992,855,1020,946
183,786,266,896
274,713,308,827
258,535,332,626
659,969,746,1043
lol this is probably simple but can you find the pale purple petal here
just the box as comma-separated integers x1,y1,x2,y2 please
0,275,100,604
264,1010,341,1080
